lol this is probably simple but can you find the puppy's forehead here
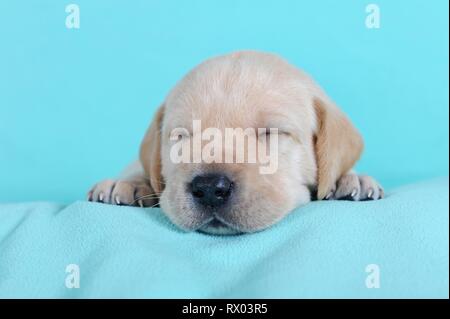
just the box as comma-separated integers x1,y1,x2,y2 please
165,95,296,131
163,51,312,131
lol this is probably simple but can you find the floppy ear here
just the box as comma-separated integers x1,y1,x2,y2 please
139,104,165,194
313,97,364,200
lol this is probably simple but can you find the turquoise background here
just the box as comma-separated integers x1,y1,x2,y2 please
0,0,448,203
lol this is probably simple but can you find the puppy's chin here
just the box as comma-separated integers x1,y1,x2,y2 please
198,219,243,236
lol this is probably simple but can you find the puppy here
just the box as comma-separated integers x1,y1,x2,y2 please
88,51,383,235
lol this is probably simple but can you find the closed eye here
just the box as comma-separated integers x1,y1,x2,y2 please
169,128,191,140
259,129,291,137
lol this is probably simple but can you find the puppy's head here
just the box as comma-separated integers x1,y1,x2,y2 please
140,51,363,235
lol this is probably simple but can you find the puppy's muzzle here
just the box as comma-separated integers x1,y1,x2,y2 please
191,174,233,208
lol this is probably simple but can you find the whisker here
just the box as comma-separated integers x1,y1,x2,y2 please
131,193,162,206
136,194,162,199
143,176,167,185
147,202,161,209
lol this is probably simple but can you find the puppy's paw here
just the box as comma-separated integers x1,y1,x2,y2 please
326,174,384,201
87,178,158,207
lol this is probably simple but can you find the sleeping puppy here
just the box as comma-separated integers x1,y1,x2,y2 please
88,51,383,235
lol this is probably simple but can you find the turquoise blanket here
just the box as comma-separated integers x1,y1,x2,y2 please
0,178,448,298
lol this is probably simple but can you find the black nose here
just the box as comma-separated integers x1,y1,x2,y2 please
191,174,233,208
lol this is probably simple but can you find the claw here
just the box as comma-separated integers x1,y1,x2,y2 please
98,192,104,202
115,195,121,205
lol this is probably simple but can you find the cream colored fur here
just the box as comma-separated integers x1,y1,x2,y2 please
88,51,383,234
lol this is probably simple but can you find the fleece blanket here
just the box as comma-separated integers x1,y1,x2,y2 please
0,178,448,298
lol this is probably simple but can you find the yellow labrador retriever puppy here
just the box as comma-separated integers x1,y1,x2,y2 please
88,51,383,235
